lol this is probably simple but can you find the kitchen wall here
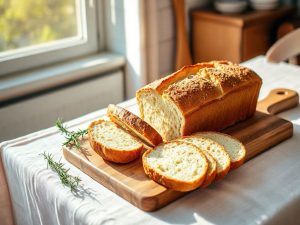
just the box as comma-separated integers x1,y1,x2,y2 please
0,71,124,142
105,0,210,94
145,0,210,81
104,0,147,98
157,0,206,76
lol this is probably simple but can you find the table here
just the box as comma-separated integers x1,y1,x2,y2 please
1,56,300,225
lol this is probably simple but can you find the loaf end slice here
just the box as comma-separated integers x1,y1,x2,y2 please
143,141,208,192
107,104,163,147
88,120,143,163
196,132,246,169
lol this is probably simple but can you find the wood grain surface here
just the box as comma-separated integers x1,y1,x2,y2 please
63,89,298,212
191,6,296,63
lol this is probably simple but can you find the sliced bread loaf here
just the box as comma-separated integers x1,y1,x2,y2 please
143,141,208,192
88,119,144,163
179,136,230,180
195,132,246,169
136,61,262,141
107,104,163,147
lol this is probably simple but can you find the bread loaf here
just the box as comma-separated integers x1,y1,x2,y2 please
136,61,262,141
143,141,208,192
107,104,163,147
88,120,144,163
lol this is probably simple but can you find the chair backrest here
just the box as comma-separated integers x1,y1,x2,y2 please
266,28,300,64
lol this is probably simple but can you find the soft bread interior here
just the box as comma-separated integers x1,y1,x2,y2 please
91,121,142,150
144,142,207,181
138,91,183,141
178,138,216,181
200,151,216,178
181,136,230,175
198,132,246,163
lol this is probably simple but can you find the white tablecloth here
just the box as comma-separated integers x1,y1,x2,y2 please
1,56,300,225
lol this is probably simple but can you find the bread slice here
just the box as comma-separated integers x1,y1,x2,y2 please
88,119,144,163
178,136,230,180
195,132,246,169
107,104,163,147
177,137,216,187
143,141,208,192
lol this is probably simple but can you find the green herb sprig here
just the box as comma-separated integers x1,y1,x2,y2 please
56,118,87,149
42,152,81,192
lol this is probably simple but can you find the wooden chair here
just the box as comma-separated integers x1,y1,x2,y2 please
266,28,300,64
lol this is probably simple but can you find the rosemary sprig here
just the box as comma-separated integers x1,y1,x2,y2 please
42,152,81,192
55,118,87,149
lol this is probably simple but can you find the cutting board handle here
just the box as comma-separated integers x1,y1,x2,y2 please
257,88,299,115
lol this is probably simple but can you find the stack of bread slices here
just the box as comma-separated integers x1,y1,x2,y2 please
88,104,246,192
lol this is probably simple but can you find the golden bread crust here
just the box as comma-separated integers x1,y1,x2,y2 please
88,120,143,163
136,60,262,139
163,76,221,115
107,104,163,147
165,62,262,116
138,62,215,94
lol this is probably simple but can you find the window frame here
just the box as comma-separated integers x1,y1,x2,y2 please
0,0,102,76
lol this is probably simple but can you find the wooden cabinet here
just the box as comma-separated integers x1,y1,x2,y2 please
192,6,295,63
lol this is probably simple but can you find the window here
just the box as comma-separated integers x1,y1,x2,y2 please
0,0,101,76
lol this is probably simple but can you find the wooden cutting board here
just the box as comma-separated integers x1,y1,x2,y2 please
63,88,299,212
